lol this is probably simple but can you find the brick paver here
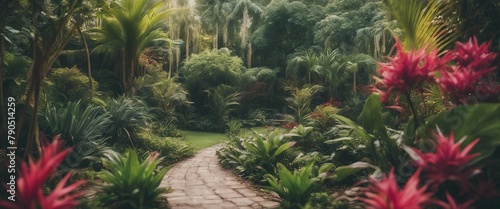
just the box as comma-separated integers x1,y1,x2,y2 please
161,145,280,209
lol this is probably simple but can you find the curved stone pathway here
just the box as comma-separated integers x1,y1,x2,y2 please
161,145,280,209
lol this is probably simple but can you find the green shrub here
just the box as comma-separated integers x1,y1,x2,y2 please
40,101,110,168
134,75,191,120
180,48,243,108
217,131,296,183
309,104,339,131
204,86,241,131
2,52,30,99
44,67,98,105
264,159,334,209
104,97,153,146
96,150,168,209
136,131,194,165
181,48,243,92
286,85,323,124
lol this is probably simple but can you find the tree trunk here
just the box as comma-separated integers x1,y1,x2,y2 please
77,28,93,99
121,51,126,92
213,22,219,49
247,43,252,68
240,7,249,61
241,7,248,49
353,70,357,94
185,25,190,59
223,22,229,47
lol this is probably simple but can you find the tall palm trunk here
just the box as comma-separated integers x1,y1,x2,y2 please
185,25,190,59
240,7,249,60
213,22,219,49
120,51,126,92
223,22,229,47
247,43,252,68
78,28,93,98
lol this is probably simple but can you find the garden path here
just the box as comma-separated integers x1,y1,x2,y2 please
161,144,280,209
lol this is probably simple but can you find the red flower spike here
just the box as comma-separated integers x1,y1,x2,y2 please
409,129,480,189
361,168,432,209
452,36,496,73
0,135,86,209
436,37,498,104
375,40,446,102
435,193,476,209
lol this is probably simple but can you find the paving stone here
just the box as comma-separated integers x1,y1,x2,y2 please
259,201,280,208
249,196,266,202
219,192,244,198
230,197,254,206
236,188,258,197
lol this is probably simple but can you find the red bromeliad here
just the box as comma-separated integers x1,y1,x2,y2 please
435,193,476,209
408,129,480,189
361,168,432,209
436,37,498,104
0,136,86,209
375,40,445,102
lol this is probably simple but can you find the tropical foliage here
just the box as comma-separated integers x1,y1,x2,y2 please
40,101,110,167
1,0,499,208
91,0,173,93
96,149,168,209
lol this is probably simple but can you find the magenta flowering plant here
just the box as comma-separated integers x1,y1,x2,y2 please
405,129,481,190
360,168,432,209
436,37,498,104
0,135,86,209
375,40,444,102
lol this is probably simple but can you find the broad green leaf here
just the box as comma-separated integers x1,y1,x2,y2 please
334,162,379,182
419,103,500,161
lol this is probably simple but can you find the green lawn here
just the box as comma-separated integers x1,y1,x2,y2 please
181,130,227,152
181,127,284,152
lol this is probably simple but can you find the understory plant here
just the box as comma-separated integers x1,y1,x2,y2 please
264,159,334,209
136,131,194,165
203,85,241,131
40,101,111,167
96,149,168,209
0,136,86,209
362,128,500,209
217,131,296,183
286,85,323,124
103,96,153,147
359,36,500,208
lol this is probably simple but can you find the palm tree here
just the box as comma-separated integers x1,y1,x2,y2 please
199,0,233,49
288,51,320,85
166,0,201,74
90,0,173,93
229,0,262,66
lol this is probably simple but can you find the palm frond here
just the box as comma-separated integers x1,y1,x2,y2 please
382,0,457,53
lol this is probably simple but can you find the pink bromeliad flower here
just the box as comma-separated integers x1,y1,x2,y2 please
407,129,480,189
0,135,86,209
435,193,476,209
450,36,496,73
361,168,432,209
436,37,498,104
375,40,445,102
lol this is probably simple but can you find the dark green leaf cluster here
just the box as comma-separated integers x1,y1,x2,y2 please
96,149,168,209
